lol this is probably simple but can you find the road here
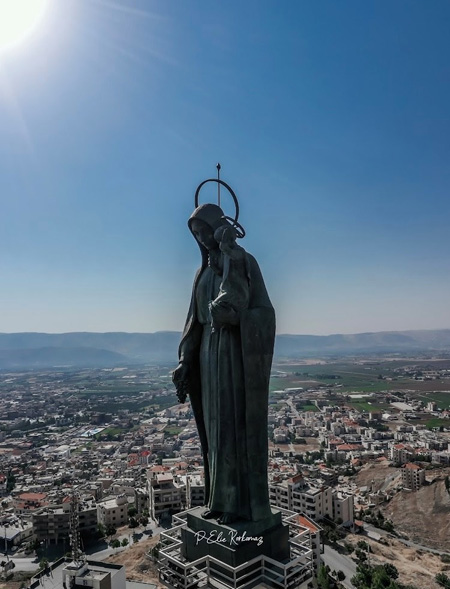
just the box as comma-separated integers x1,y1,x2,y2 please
363,522,449,555
322,544,357,589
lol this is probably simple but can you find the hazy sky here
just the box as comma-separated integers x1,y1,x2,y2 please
1,0,450,335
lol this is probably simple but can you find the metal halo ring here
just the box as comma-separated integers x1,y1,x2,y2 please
194,178,240,223
221,215,246,239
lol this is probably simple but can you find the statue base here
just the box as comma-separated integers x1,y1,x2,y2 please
181,506,290,567
157,507,315,588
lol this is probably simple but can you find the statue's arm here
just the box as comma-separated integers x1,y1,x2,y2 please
210,252,250,326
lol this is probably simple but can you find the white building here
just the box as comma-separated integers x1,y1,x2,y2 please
332,490,354,524
185,473,205,508
96,495,128,528
148,473,186,520
269,475,334,522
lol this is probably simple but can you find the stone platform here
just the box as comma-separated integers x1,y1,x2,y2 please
180,506,290,567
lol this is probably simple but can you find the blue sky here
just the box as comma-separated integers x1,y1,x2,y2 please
1,0,450,335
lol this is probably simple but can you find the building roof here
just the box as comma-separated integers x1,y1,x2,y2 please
18,492,48,501
296,514,320,533
403,462,422,470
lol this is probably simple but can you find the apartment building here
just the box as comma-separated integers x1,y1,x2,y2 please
332,491,354,524
295,514,322,570
401,463,425,491
270,475,333,521
33,499,97,544
185,473,205,509
97,495,129,528
148,473,186,520
391,443,414,465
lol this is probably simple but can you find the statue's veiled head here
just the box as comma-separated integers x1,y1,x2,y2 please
188,204,231,251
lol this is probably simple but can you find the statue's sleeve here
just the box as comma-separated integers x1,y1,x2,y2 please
178,269,203,365
179,322,202,364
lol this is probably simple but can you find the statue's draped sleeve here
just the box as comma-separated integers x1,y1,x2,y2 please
178,267,211,500
240,255,275,520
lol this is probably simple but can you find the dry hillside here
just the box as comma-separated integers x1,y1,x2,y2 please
345,534,448,589
354,460,401,492
105,534,165,588
383,478,450,552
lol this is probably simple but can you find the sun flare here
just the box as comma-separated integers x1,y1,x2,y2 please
0,0,49,52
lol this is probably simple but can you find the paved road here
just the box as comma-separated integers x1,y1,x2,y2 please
363,522,449,556
0,555,39,572
322,544,357,589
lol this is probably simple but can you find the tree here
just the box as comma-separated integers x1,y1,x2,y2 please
128,506,137,518
39,558,49,572
436,572,450,589
110,539,121,549
317,564,330,589
6,470,16,493
337,570,346,582
121,538,129,547
128,517,139,528
383,563,399,580
150,542,161,560
105,523,116,538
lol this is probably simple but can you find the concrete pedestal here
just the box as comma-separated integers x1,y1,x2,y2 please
181,506,290,568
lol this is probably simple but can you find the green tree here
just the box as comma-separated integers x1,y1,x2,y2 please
383,563,399,580
110,539,121,549
6,470,16,493
436,572,450,589
128,516,139,528
121,538,129,547
317,564,330,589
150,542,161,560
105,523,116,537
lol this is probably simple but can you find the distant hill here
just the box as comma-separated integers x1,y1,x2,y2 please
0,346,129,369
0,329,450,369
275,329,450,357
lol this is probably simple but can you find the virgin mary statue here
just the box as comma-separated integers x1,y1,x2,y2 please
172,202,275,525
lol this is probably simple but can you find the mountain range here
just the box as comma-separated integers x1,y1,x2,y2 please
0,329,450,369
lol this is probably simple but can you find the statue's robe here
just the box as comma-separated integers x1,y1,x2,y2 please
178,204,275,522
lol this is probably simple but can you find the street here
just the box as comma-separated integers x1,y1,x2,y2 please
322,544,357,589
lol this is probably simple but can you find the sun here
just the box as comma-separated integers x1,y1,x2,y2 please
0,0,49,52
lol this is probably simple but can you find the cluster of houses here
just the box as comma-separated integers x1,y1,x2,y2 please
1,368,450,570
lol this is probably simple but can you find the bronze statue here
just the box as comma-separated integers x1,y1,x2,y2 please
173,178,275,525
